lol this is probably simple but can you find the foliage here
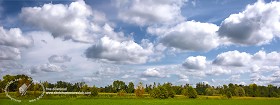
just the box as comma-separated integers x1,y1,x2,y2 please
127,82,135,93
226,91,232,99
91,86,99,97
182,88,188,97
235,87,245,97
113,80,126,93
196,82,210,95
135,82,145,97
205,87,216,96
188,86,198,99
117,89,127,96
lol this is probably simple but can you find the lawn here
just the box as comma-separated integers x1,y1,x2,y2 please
1,98,280,105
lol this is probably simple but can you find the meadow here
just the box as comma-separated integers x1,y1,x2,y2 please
1,93,280,105
1,98,280,105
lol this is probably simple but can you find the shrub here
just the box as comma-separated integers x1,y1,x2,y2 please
226,91,232,99
90,86,98,97
135,82,145,97
117,89,127,96
188,86,197,99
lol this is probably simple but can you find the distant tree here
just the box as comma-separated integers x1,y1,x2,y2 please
196,82,210,95
162,83,175,98
188,86,198,99
113,80,126,92
205,87,215,96
235,87,245,97
91,86,98,97
182,88,189,97
117,89,127,96
135,82,145,97
172,85,183,95
127,82,135,93
0,79,3,93
226,91,232,99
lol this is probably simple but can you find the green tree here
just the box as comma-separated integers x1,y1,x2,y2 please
182,88,189,97
205,87,215,96
226,91,232,99
162,83,175,98
90,86,98,97
113,80,126,92
235,87,245,97
127,82,135,93
188,86,197,99
135,82,145,97
117,89,127,96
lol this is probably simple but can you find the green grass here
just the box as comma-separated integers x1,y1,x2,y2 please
1,98,280,105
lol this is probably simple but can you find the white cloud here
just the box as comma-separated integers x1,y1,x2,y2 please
182,56,206,70
149,21,220,51
206,66,231,76
0,46,21,60
30,63,64,74
0,26,32,61
213,50,252,67
84,36,154,64
0,26,33,48
218,1,280,45
142,68,162,78
20,0,115,43
48,55,72,63
115,0,186,26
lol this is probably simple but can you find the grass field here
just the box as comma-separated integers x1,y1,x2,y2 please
1,98,280,105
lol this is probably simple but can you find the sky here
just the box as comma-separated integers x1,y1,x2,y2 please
0,0,280,87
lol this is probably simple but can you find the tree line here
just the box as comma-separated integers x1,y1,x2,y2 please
0,74,280,99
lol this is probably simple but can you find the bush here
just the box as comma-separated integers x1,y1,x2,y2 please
117,89,127,96
188,86,197,99
226,91,232,99
205,87,215,96
150,86,169,99
234,87,245,97
135,82,145,97
182,88,188,97
91,86,98,97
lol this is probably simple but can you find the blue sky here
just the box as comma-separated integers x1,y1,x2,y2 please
0,0,280,87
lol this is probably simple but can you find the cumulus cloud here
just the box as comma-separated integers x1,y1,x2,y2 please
218,1,280,45
20,0,114,43
206,66,231,76
149,21,220,51
142,68,163,78
115,0,186,26
213,50,252,67
0,26,33,48
182,56,207,70
85,36,154,64
30,63,64,74
0,46,21,60
48,55,72,63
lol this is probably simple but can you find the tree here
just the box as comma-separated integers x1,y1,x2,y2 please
127,82,135,93
196,82,210,95
226,91,232,99
182,88,189,97
205,87,215,96
113,80,126,92
117,89,127,96
235,87,245,97
135,82,145,97
90,86,98,97
162,83,175,98
188,86,197,99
